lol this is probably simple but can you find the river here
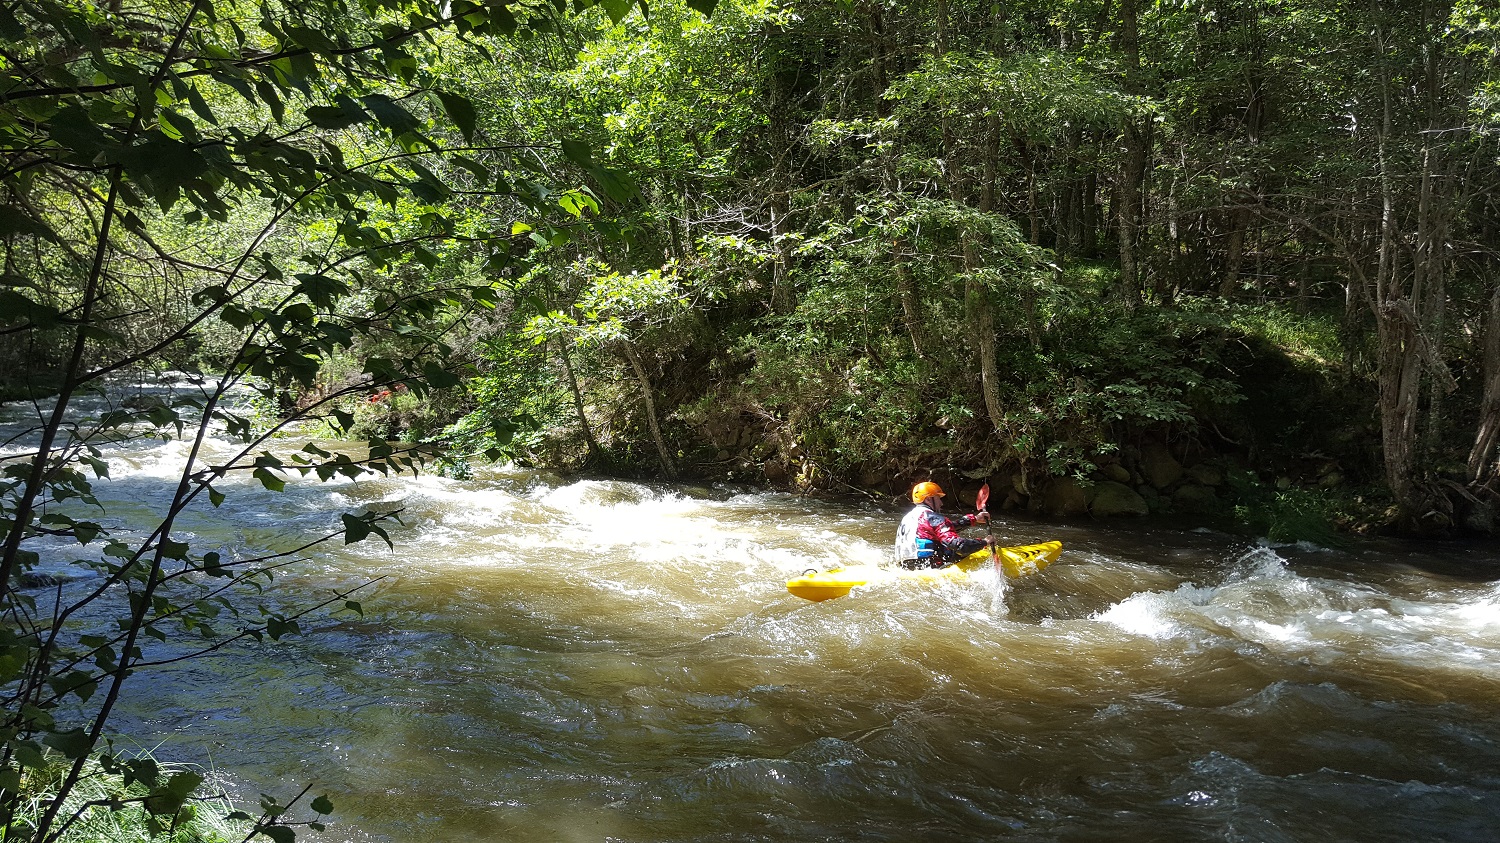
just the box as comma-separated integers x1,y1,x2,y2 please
7,379,1500,842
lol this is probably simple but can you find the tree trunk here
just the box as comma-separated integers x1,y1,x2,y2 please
1219,205,1251,298
768,185,794,314
1058,129,1081,258
936,0,1005,437
972,119,1007,433
1082,170,1099,257
1116,0,1145,309
619,341,675,479
1468,283,1500,484
1370,66,1433,531
1416,143,1451,460
555,338,602,464
869,5,891,118
764,27,796,315
892,235,928,360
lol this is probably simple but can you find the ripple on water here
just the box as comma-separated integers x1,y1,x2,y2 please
23,432,1500,843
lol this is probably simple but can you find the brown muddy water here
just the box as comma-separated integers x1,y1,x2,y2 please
9,386,1500,842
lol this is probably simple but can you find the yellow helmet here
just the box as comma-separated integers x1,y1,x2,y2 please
911,481,945,504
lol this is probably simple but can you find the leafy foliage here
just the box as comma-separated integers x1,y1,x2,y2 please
0,0,657,837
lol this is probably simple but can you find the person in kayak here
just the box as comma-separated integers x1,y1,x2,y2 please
894,481,992,569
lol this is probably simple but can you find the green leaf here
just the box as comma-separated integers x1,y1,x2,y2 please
255,80,285,123
159,538,189,560
362,93,421,135
305,94,369,130
488,4,517,34
0,206,61,243
285,25,337,54
253,467,285,492
145,770,204,816
685,0,718,14
422,362,461,389
41,729,91,760
48,671,98,703
0,290,63,329
260,826,297,843
11,741,45,769
311,795,334,815
305,107,361,130
81,455,110,479
73,521,102,545
0,5,24,40
590,166,641,204
265,616,299,640
560,138,592,166
434,90,477,143
208,486,226,507
186,83,218,125
600,0,633,23
341,513,370,544
123,757,160,788
295,273,349,308
558,189,599,218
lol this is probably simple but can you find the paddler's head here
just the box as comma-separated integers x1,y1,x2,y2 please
911,481,945,510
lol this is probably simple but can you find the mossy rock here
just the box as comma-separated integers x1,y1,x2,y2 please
1139,442,1184,489
1037,476,1088,517
1089,481,1150,517
1171,483,1222,514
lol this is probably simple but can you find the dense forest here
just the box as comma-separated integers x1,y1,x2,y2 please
6,0,1500,545
1,1,1499,833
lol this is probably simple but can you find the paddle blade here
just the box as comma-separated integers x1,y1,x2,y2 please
976,482,990,512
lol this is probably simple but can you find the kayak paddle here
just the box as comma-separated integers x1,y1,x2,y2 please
976,482,1001,576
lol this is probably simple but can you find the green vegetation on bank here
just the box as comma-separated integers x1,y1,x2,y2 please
8,752,331,843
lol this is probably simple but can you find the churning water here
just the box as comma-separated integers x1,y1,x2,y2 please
6,380,1500,842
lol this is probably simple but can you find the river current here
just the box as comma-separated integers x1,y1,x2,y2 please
6,379,1500,842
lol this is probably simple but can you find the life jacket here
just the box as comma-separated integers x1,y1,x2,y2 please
894,504,940,564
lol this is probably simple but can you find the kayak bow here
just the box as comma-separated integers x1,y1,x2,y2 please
786,540,1063,602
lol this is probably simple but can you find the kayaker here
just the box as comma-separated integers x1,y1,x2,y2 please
894,481,992,569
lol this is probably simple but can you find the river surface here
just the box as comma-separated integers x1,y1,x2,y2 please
7,379,1500,842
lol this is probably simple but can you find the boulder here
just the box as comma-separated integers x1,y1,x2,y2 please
1008,471,1029,495
1185,462,1223,487
1102,463,1132,484
1139,441,1183,489
1038,476,1089,517
1461,498,1496,534
1171,483,1220,514
1089,481,1150,517
1137,484,1162,511
763,460,787,483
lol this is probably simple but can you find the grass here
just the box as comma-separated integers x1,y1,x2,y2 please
10,755,253,843
1223,302,1345,370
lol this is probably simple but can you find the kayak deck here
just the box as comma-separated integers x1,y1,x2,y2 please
786,540,1063,602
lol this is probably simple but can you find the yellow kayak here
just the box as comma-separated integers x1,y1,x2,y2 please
785,540,1063,602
